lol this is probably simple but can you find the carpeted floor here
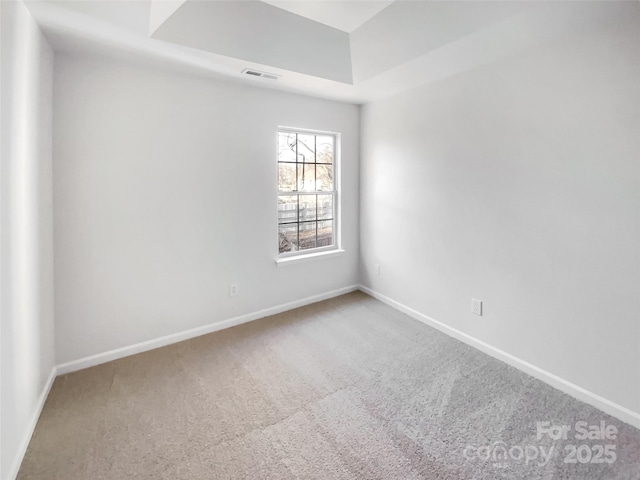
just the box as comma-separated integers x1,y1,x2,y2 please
17,291,640,479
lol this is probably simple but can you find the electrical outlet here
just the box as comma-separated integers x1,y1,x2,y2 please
471,298,482,316
375,264,381,275
229,283,239,297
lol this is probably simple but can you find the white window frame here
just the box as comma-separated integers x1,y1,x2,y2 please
276,127,341,263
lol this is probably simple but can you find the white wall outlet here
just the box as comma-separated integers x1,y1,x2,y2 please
229,283,239,297
375,264,381,275
471,298,482,316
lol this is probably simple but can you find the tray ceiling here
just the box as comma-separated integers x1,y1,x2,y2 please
25,0,631,104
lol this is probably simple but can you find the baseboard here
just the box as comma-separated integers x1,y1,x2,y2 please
7,366,57,480
358,285,640,430
15,283,637,480
56,284,359,375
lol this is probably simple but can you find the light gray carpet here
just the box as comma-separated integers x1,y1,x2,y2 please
17,292,640,479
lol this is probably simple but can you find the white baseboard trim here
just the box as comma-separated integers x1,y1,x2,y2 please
358,285,640,430
56,285,359,376
7,366,57,480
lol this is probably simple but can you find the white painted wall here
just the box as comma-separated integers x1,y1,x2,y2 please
1,1,55,478
53,54,360,365
360,4,640,414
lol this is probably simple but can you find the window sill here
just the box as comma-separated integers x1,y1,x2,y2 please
276,249,345,267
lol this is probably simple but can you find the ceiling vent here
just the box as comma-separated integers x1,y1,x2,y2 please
241,68,281,80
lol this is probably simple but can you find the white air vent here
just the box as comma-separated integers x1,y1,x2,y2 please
241,68,281,80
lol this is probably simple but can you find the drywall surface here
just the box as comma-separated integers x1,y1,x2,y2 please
1,1,55,478
360,4,640,414
53,54,360,365
152,0,352,84
350,0,524,82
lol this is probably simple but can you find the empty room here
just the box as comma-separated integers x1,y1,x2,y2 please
2,0,639,479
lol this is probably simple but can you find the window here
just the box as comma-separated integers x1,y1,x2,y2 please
277,128,338,257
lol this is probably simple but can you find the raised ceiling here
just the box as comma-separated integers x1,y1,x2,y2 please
24,0,631,104
151,0,354,84
261,0,394,33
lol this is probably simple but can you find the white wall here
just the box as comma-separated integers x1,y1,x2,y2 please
53,54,360,365
360,4,640,415
1,1,55,478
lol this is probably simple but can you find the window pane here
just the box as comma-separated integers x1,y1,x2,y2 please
298,221,317,250
278,163,296,191
316,136,333,164
316,164,333,191
277,130,337,258
317,195,333,220
297,134,315,163
279,224,298,253
297,163,316,192
298,194,317,222
278,195,297,223
278,132,296,163
317,220,333,247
